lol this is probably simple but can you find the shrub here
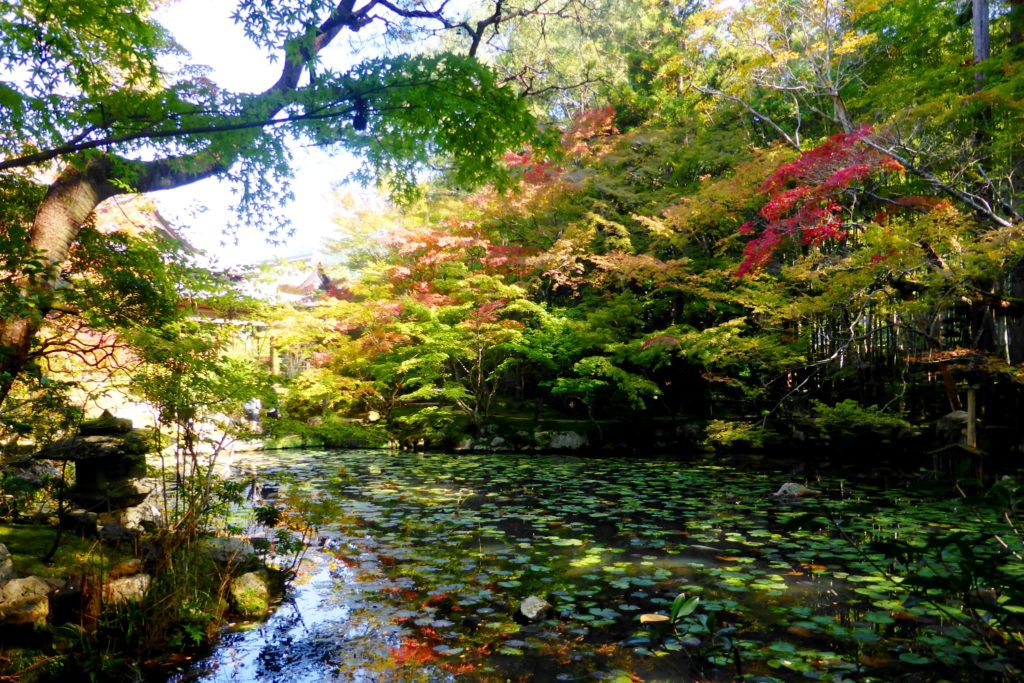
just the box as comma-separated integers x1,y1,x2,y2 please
810,399,911,440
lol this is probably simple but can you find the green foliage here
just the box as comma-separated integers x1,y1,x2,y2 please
0,0,165,153
96,539,228,667
388,405,467,449
550,356,661,412
669,592,700,625
307,415,389,449
253,504,283,528
130,322,270,427
704,419,767,450
126,312,273,531
186,0,1024,455
340,54,541,199
66,227,188,329
279,368,374,422
810,399,911,440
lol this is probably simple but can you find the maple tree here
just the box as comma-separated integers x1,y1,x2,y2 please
735,126,904,276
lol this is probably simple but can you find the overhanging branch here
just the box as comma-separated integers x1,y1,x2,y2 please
859,136,1015,229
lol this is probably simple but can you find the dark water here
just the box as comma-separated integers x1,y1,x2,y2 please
172,449,1023,682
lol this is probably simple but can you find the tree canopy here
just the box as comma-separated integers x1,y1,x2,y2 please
253,0,1024,456
0,0,571,407
3,0,1024,453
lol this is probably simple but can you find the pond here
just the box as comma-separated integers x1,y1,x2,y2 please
174,449,1023,682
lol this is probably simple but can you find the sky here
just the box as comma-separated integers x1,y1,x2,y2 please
152,0,360,268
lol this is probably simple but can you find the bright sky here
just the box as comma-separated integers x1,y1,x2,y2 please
153,0,359,268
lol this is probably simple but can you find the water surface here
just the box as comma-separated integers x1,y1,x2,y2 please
176,449,1023,682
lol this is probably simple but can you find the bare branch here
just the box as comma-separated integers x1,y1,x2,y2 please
859,136,1015,229
692,84,802,152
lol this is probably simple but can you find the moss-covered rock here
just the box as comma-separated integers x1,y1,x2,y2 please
229,570,270,617
200,537,258,570
0,576,57,627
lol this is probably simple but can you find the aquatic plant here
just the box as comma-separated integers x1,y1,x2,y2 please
239,450,1023,681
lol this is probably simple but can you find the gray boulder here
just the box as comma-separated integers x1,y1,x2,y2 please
518,595,550,621
119,497,164,531
0,543,13,583
549,432,588,450
109,559,144,579
103,574,150,607
0,576,59,627
772,482,821,498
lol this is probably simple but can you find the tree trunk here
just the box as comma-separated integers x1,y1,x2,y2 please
832,92,853,134
1010,0,1024,210
1005,262,1024,363
0,161,120,405
1012,0,1024,43
973,0,990,89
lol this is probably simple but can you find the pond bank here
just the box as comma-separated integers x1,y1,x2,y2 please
0,487,290,682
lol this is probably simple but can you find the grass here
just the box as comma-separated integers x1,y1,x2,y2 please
0,523,134,579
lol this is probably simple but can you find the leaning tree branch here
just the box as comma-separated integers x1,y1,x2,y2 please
692,84,803,152
859,136,1015,229
2,0,581,175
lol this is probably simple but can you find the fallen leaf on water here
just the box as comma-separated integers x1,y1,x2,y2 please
639,614,670,624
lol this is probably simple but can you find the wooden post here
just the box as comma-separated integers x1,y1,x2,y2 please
966,386,977,450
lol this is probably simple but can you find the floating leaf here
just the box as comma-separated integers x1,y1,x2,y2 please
547,537,585,546
639,614,670,624
865,611,895,625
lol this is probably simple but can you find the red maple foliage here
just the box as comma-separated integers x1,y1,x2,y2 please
379,221,533,301
504,106,619,185
503,148,558,184
561,105,618,156
390,638,439,665
735,126,904,276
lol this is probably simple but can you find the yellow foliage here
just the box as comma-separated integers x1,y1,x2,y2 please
833,32,877,56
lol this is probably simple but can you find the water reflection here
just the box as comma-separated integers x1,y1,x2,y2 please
171,450,1016,682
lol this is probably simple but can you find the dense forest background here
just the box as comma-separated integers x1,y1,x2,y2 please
261,0,1024,459
1,0,1023,462
4,3,1024,680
